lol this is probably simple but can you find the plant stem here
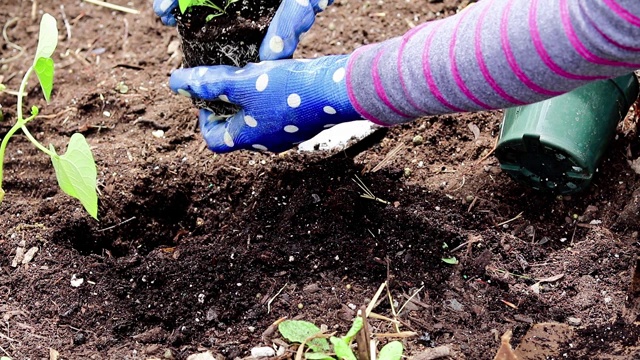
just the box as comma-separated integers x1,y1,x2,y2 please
16,67,54,157
0,66,55,192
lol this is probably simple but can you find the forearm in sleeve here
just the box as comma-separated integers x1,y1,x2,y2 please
345,0,640,125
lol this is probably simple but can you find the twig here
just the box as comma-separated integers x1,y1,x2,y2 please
397,286,424,316
37,108,75,120
496,211,523,227
373,331,418,338
295,332,333,360
371,143,404,173
450,175,465,191
467,196,478,213
267,283,287,314
368,312,400,324
82,0,141,14
353,175,390,205
365,282,387,317
96,216,136,232
60,5,72,41
477,136,499,164
0,345,12,358
386,284,400,333
122,18,129,52
0,18,25,64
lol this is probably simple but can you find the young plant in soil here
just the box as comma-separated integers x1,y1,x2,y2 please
0,14,98,219
174,0,281,114
278,318,404,360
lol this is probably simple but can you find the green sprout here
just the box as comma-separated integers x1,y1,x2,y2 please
278,318,403,360
178,0,240,21
0,13,98,219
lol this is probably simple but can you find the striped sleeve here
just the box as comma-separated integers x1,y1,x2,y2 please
345,0,640,126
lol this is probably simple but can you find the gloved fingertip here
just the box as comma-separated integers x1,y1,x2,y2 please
259,33,296,61
162,15,177,26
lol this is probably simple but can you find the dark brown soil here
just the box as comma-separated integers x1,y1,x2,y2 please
176,0,280,113
0,0,639,359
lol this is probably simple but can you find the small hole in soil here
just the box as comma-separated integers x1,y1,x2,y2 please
53,187,193,257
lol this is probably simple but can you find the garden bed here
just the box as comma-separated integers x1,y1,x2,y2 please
0,0,639,359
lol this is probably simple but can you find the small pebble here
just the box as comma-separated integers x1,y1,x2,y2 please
567,317,582,326
412,135,424,145
251,347,276,358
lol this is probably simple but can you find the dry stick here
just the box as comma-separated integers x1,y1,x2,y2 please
353,176,390,205
31,0,37,20
450,175,466,191
96,216,136,232
0,18,25,64
365,282,387,317
82,0,141,14
356,308,371,360
368,312,400,324
373,331,418,338
0,344,12,358
477,136,499,164
60,5,72,41
397,286,424,316
371,143,405,173
267,283,288,314
295,332,333,360
386,285,401,333
496,211,523,227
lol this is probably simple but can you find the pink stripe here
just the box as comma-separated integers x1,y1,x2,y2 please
474,0,525,105
588,14,640,52
345,47,388,126
603,0,640,27
530,0,606,81
560,0,640,67
397,23,431,114
422,21,465,112
372,49,412,118
501,1,562,96
450,5,491,109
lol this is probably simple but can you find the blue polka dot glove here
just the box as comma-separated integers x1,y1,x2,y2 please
153,0,332,60
169,55,363,153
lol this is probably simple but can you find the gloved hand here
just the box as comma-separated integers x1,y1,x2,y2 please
169,55,363,153
153,0,333,60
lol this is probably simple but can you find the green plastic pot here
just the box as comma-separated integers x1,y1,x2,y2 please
495,73,639,194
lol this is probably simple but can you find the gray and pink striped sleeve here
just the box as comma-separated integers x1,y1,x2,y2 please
345,0,640,126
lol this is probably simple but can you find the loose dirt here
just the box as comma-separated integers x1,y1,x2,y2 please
0,0,639,359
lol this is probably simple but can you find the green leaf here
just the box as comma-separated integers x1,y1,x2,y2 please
34,13,58,61
0,83,6,92
31,106,39,117
178,0,192,13
278,320,330,353
378,341,403,360
442,256,459,265
304,353,334,360
34,57,54,103
49,133,98,219
343,317,363,342
330,337,356,360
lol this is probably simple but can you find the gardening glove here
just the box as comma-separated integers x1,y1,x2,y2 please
153,0,179,26
152,0,333,59
259,0,334,60
169,55,363,153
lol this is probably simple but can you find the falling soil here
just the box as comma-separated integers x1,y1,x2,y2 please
175,0,280,113
0,0,639,359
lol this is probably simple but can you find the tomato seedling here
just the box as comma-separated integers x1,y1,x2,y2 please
0,14,98,219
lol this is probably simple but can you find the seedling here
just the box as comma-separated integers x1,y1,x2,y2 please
278,318,404,360
178,0,240,20
0,14,98,219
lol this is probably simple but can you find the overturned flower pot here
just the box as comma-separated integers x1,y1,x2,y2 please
174,0,282,114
